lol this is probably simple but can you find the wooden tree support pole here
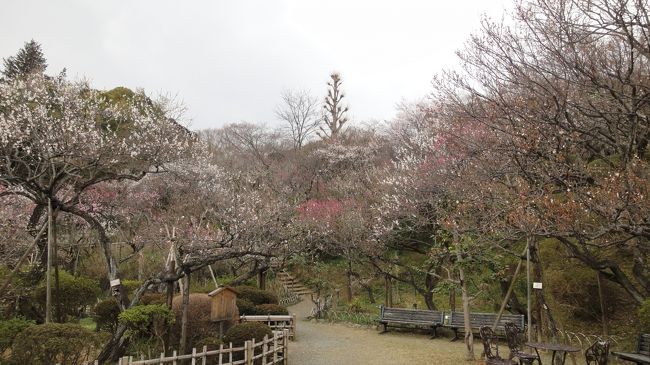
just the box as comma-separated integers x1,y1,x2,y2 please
492,244,528,331
0,221,48,294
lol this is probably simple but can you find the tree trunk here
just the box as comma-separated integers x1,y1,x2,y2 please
53,210,61,323
45,199,53,324
455,234,474,361
449,288,456,312
180,270,190,354
258,268,267,290
530,243,558,338
363,283,375,304
384,275,393,307
597,271,608,336
346,260,353,302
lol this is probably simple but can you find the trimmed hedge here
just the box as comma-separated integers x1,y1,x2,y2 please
194,336,223,351
92,298,120,332
234,286,278,306
171,294,217,349
254,304,288,315
33,271,98,320
0,317,34,353
10,323,102,365
236,298,257,315
223,322,273,346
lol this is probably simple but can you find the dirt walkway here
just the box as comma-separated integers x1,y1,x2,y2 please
287,299,471,365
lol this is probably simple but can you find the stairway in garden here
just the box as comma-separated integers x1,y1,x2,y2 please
274,268,314,297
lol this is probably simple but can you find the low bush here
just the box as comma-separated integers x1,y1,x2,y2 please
639,299,650,332
254,304,288,315
92,298,120,332
234,286,278,306
194,336,223,351
121,280,142,297
32,271,98,320
347,298,364,313
0,317,34,354
10,323,102,365
237,298,257,315
119,304,175,356
223,322,273,346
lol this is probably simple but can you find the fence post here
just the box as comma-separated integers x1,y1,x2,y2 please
201,345,207,365
245,339,253,365
172,350,177,365
191,347,197,365
273,331,278,364
283,330,289,365
291,313,296,340
262,334,268,365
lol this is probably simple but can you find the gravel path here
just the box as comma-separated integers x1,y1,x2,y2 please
287,300,471,365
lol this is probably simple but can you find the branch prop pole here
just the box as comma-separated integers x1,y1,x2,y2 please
0,219,48,294
492,244,528,331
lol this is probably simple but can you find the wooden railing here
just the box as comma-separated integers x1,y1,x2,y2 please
65,330,289,365
240,315,296,340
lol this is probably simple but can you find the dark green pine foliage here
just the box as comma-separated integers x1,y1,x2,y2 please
2,39,48,80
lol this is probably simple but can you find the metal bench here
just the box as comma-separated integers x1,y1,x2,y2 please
445,311,525,341
613,333,650,364
377,305,444,338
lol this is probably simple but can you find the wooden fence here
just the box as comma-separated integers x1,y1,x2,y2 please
239,315,296,340
66,330,289,365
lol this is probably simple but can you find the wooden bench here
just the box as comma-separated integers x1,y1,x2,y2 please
377,305,444,338
240,314,297,340
445,311,525,341
613,333,650,364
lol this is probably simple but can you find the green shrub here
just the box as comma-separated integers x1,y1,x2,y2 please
121,280,142,297
237,298,257,315
254,304,288,315
33,271,99,320
0,318,34,353
10,323,102,365
639,300,650,332
194,336,223,351
223,322,273,346
234,286,278,305
347,298,364,313
92,298,120,332
119,304,175,355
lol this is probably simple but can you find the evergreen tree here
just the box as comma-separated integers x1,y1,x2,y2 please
2,40,47,80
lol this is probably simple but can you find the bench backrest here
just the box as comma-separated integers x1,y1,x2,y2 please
637,333,650,356
380,305,444,324
447,311,525,331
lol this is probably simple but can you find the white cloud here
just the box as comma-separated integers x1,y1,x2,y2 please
0,0,512,130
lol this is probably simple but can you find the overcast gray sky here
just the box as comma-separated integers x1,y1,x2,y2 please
1,0,512,130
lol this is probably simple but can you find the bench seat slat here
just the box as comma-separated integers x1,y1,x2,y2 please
612,351,650,364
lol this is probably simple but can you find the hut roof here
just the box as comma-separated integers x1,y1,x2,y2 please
207,286,239,297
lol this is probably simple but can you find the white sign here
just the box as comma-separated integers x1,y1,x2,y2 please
110,279,121,287
533,282,543,289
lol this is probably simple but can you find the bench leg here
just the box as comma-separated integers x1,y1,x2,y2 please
430,326,437,339
450,328,459,342
379,323,388,333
